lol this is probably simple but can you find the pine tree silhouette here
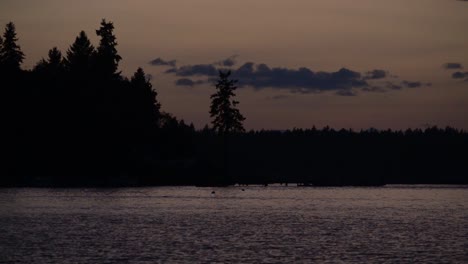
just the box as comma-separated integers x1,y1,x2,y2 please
0,22,24,71
64,31,94,75
95,19,122,79
209,70,245,185
210,70,245,134
130,68,162,127
48,47,63,67
34,47,64,74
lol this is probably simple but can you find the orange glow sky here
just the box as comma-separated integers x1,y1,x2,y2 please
1,0,467,130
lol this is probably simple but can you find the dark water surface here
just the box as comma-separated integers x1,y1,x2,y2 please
0,185,467,263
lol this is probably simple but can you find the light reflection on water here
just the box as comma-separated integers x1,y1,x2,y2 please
0,185,467,263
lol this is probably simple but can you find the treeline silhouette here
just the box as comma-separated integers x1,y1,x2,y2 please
1,21,467,187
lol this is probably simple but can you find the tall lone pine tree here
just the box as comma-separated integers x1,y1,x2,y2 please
210,70,245,134
210,70,245,184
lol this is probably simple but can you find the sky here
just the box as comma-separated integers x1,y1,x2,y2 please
1,0,467,130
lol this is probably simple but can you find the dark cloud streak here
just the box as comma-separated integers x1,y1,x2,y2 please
174,64,218,77
443,63,463,70
149,57,177,67
452,71,468,79
364,69,387,80
230,63,368,94
386,82,402,90
214,55,238,67
401,81,423,88
175,78,205,87
335,90,357,96
166,59,429,96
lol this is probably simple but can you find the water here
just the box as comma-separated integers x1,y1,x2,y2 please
0,185,467,263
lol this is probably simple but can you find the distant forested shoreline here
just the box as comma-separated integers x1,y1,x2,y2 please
1,20,467,187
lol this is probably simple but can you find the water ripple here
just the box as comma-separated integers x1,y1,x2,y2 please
0,186,467,263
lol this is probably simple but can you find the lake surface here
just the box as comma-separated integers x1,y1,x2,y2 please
0,185,467,263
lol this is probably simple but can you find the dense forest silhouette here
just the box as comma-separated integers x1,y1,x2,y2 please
1,20,467,187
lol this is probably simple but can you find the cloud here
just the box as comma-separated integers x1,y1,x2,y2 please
149,57,177,67
175,78,205,87
364,69,387,80
386,82,403,90
176,78,196,86
174,64,218,77
214,55,238,67
401,81,423,88
165,68,177,74
443,63,463,70
335,90,357,96
401,81,432,88
362,86,386,93
166,59,429,96
229,63,368,94
444,65,468,82
452,71,468,79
